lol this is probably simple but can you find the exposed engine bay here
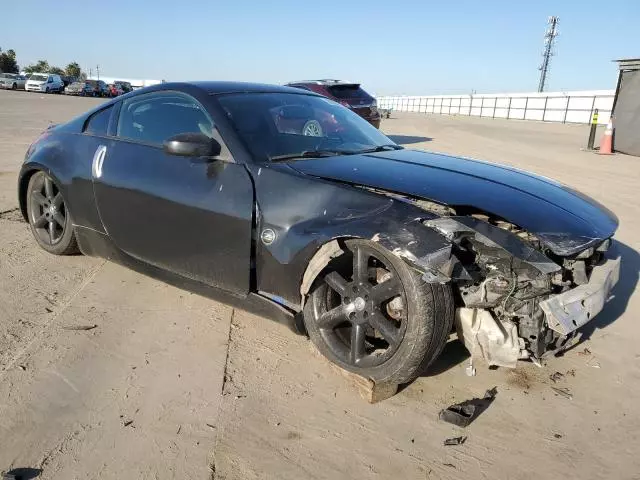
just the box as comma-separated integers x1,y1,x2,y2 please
374,191,620,368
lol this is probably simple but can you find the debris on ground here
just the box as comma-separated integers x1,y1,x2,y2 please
566,369,576,377
439,387,497,427
549,371,564,383
554,433,563,439
551,387,573,400
578,348,592,356
586,357,601,368
444,436,467,446
62,324,97,331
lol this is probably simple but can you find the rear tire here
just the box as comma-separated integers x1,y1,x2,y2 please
26,171,79,255
12,83,17,90
304,239,454,385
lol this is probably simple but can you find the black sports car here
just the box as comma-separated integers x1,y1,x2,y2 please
18,82,620,385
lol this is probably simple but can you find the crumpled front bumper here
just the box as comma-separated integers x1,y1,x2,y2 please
540,256,621,335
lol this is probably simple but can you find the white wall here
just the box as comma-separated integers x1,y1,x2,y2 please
376,90,616,125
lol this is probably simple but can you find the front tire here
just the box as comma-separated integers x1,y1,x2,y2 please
26,171,79,255
304,239,454,385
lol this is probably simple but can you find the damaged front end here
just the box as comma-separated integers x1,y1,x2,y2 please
422,215,620,368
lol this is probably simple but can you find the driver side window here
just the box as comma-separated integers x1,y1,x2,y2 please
116,91,231,159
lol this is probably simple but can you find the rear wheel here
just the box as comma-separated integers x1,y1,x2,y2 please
304,239,454,385
26,171,79,255
302,120,323,137
12,83,17,90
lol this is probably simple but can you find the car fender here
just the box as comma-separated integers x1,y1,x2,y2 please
250,163,453,309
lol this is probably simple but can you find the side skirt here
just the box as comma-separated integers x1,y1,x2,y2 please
74,225,301,333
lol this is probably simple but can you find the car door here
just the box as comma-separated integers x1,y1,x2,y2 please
91,90,254,295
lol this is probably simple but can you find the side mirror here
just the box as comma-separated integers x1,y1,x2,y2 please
163,132,222,158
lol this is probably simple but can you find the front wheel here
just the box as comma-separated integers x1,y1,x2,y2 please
303,239,454,385
26,171,79,255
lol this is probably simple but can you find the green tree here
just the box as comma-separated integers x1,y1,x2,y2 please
49,66,65,76
24,60,50,74
65,62,82,78
0,48,19,74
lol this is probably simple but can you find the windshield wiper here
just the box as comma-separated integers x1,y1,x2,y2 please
270,150,352,162
356,144,404,154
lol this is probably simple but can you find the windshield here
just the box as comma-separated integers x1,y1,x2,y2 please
30,74,48,82
218,93,396,161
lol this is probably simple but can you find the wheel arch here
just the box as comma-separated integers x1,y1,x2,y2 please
297,221,455,310
18,165,48,222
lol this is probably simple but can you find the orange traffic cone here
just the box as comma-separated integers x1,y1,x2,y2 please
599,117,614,155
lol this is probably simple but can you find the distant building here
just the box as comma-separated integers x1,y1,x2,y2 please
87,76,164,90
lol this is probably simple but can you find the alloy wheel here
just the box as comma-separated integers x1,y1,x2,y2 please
313,243,408,368
28,174,67,245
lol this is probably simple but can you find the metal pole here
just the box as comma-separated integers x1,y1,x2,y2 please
492,98,497,119
542,96,548,121
538,16,559,92
507,97,512,120
587,109,599,150
563,96,570,123
524,97,529,120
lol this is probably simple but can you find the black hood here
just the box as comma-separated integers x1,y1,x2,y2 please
286,149,618,256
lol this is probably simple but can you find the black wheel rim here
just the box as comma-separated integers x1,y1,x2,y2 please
314,244,408,368
28,174,67,246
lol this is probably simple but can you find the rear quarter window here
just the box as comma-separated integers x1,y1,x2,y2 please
84,106,113,136
327,85,372,100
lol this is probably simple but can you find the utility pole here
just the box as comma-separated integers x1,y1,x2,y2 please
96,65,100,81
537,16,559,93
89,67,93,79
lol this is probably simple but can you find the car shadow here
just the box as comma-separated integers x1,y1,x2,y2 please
422,338,469,378
387,135,433,145
564,240,639,350
3,467,42,479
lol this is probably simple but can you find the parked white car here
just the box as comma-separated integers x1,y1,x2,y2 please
25,73,64,93
0,73,27,90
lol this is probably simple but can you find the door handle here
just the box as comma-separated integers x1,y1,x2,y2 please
92,145,107,179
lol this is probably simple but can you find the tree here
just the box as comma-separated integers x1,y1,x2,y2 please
0,48,19,74
49,66,65,76
24,60,50,74
65,62,82,78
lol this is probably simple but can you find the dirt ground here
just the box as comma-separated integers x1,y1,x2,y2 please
0,90,639,479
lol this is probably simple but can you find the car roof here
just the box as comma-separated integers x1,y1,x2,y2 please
285,79,356,86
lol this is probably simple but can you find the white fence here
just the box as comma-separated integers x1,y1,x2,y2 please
376,90,615,125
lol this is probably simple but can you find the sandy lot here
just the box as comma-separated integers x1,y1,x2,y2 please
0,90,639,479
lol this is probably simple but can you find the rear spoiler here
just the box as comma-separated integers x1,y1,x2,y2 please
328,83,361,89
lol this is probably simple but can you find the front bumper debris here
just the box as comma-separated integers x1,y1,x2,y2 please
540,256,621,335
